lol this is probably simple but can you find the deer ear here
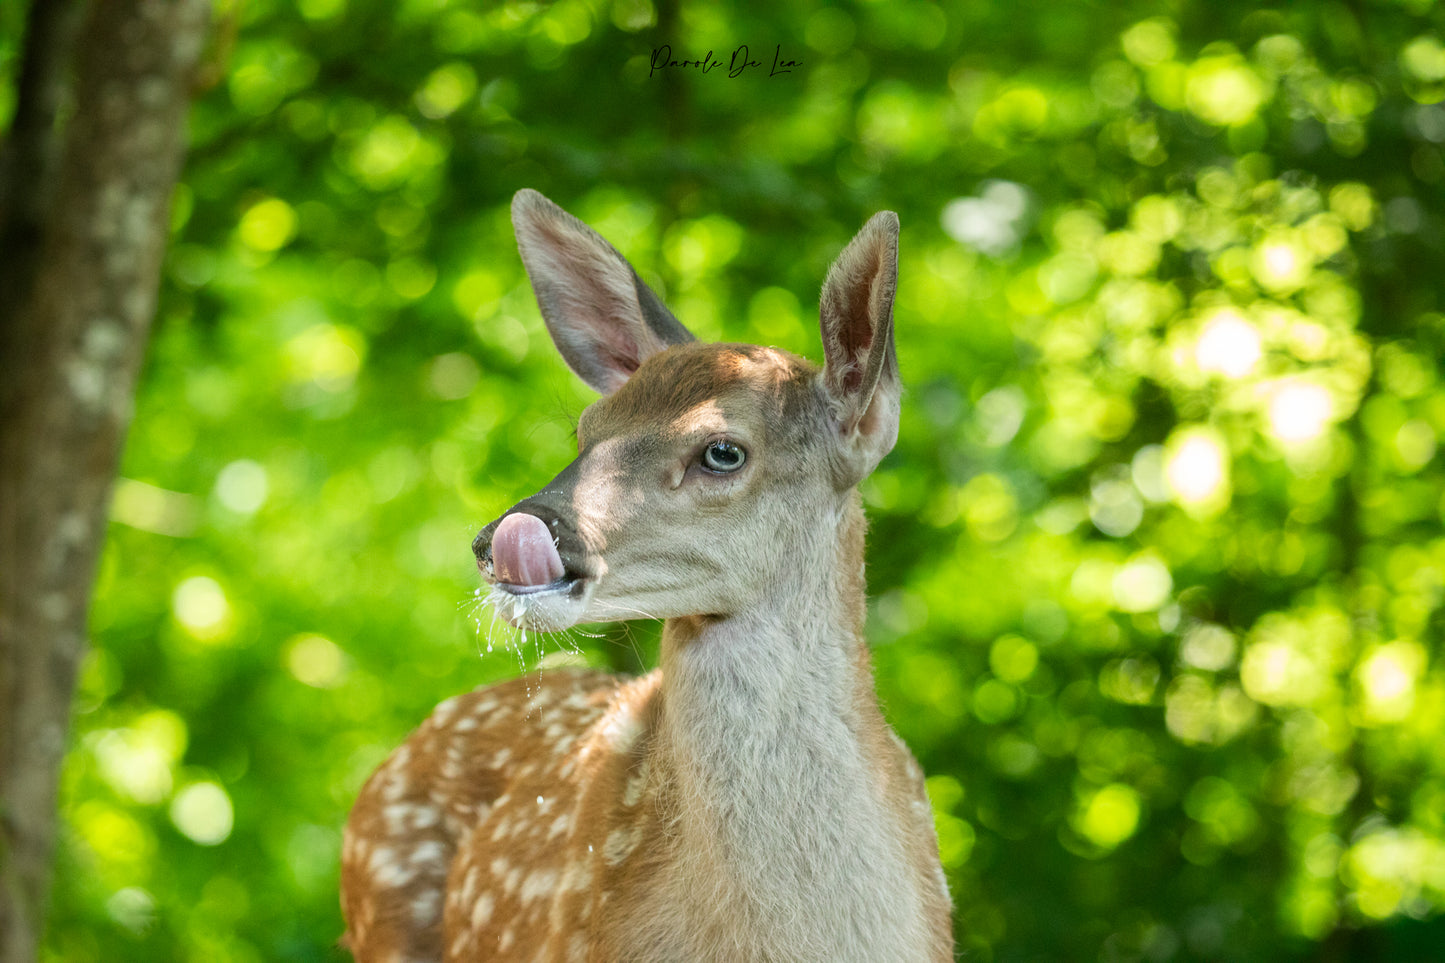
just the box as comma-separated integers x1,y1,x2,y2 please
512,189,694,395
819,210,901,485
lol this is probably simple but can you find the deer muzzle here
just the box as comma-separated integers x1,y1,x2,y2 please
472,466,592,600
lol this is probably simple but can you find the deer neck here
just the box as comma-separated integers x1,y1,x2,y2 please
648,496,923,958
658,492,870,744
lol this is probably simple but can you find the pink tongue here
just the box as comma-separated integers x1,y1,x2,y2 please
491,513,564,587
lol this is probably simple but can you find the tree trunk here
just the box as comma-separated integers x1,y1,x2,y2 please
0,1,211,959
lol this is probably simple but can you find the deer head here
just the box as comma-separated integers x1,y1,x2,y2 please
472,190,901,636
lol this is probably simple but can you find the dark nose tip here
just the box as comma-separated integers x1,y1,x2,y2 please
472,523,498,575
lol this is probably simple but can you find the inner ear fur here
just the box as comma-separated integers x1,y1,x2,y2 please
512,189,694,395
818,210,902,481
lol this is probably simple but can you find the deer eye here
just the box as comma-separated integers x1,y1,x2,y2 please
700,440,746,473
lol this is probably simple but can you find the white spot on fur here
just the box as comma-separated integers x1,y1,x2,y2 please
470,891,495,928
462,865,479,902
562,861,592,892
520,868,557,901
368,846,416,888
603,826,639,866
412,889,441,924
622,761,649,807
411,840,445,868
600,704,641,752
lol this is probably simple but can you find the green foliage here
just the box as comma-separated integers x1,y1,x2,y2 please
10,0,1444,959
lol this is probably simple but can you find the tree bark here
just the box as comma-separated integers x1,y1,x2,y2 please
0,1,211,960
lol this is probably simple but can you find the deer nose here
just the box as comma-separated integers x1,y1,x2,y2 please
488,512,565,588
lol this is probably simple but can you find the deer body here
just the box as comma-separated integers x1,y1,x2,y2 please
341,191,954,961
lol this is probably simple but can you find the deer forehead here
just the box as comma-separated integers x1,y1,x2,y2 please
578,342,822,448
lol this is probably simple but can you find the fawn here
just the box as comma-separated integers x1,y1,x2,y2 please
340,190,954,962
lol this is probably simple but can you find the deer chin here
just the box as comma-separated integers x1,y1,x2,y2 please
488,576,593,633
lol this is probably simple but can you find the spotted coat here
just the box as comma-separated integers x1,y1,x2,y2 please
343,668,668,962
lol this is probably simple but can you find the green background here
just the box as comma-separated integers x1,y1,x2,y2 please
5,0,1444,958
